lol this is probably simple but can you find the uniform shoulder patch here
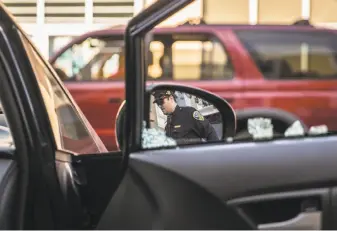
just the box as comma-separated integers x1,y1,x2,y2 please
193,111,204,121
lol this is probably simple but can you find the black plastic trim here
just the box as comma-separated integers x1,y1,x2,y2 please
122,0,195,186
131,135,337,200
227,188,329,206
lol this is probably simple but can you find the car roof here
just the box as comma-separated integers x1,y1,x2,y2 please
77,22,337,38
49,19,337,63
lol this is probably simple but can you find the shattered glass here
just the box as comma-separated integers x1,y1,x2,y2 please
141,121,177,149
308,125,328,135
247,117,274,139
284,120,305,137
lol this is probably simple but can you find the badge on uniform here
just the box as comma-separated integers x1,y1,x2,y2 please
193,111,204,121
174,125,181,128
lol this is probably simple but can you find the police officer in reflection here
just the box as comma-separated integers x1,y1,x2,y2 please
152,90,219,143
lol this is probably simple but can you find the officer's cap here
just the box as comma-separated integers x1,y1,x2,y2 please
152,90,175,103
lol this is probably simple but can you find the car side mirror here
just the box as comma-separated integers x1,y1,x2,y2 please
114,84,237,151
143,84,236,147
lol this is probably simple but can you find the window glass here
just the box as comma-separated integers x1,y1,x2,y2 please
142,26,337,150
172,39,232,80
235,30,337,79
53,37,125,81
49,36,76,58
147,35,233,80
148,41,165,79
53,34,233,82
20,34,104,154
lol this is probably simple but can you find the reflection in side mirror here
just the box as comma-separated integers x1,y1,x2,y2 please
150,90,222,145
144,85,236,148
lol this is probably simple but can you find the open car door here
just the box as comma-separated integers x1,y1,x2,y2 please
0,5,65,229
96,0,337,229
0,3,124,229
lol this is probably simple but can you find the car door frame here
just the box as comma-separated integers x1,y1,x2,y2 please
0,24,29,230
123,0,196,159
0,5,72,229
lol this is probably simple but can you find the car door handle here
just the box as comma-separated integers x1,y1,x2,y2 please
258,211,321,230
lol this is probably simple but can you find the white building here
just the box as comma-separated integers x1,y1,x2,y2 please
4,0,337,59
3,0,135,59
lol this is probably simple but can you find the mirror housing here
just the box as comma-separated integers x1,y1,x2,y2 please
115,100,126,151
115,84,236,151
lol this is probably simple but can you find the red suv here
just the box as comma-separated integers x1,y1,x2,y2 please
50,21,337,151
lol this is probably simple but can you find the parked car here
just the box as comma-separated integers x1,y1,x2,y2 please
49,18,337,150
2,0,337,229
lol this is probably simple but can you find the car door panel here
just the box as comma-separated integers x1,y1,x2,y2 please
55,151,124,227
0,160,17,229
227,188,330,230
97,136,337,229
98,159,250,230
71,152,123,225
0,150,18,230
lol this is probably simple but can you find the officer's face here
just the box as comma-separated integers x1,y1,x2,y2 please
157,96,175,114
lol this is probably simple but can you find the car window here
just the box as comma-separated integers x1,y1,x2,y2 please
19,33,104,154
235,30,337,79
139,24,337,150
148,34,234,80
53,33,233,82
49,36,76,58
53,36,125,81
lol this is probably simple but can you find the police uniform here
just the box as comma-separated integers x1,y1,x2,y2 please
153,90,219,144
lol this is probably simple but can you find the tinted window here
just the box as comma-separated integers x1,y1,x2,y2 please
20,34,104,154
53,34,234,82
148,34,234,80
235,30,337,79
